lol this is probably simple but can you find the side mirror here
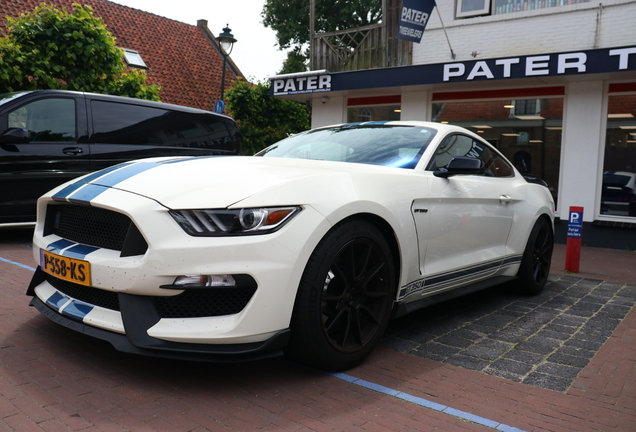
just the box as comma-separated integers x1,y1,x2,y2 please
1,128,32,144
434,156,484,178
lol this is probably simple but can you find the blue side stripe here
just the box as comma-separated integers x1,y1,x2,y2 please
61,301,94,321
63,244,99,259
46,239,75,253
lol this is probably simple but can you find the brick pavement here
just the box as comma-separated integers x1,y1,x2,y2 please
0,229,634,431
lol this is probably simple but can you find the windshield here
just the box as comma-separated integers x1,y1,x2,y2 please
256,124,437,169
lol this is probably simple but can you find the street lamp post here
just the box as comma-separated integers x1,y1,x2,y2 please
217,24,237,104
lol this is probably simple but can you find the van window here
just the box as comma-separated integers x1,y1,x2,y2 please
91,101,168,145
8,98,76,142
91,100,238,152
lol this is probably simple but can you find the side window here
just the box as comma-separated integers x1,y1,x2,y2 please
8,98,76,142
91,101,168,145
91,101,238,153
428,134,513,177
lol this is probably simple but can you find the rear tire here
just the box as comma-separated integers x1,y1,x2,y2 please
517,217,554,295
285,220,396,370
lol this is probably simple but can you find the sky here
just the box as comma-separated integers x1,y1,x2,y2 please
111,0,289,81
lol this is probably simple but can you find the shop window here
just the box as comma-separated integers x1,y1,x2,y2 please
347,105,401,123
458,0,591,18
601,94,636,218
432,97,563,202
457,0,491,18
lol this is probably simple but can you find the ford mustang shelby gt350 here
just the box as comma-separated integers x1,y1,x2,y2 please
27,121,555,370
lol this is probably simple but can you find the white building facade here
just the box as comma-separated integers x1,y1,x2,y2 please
271,1,636,249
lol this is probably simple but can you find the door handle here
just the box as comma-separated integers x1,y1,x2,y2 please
499,195,512,205
62,147,84,155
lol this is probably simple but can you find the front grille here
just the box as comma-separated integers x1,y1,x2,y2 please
45,274,256,318
46,273,120,311
153,288,257,318
45,204,147,256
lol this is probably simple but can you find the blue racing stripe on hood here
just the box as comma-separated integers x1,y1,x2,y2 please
92,161,161,187
53,162,133,202
67,184,110,205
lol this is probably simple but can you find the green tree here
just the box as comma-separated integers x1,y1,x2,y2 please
0,2,160,100
226,78,310,155
262,0,382,73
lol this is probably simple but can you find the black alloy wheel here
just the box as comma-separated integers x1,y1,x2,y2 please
517,217,554,295
286,220,396,370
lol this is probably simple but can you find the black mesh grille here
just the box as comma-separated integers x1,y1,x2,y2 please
46,273,120,311
45,274,256,318
46,204,147,255
153,288,257,318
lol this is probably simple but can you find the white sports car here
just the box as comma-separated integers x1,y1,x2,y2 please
27,121,555,370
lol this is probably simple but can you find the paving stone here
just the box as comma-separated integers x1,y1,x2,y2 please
535,362,582,379
483,368,523,382
551,314,587,327
547,353,590,368
502,349,544,365
554,345,596,360
535,329,571,341
462,346,502,361
475,338,514,352
490,359,534,375
523,373,572,392
515,336,561,355
417,342,460,359
445,355,490,371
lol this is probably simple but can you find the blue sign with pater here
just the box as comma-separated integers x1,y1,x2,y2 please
397,0,437,43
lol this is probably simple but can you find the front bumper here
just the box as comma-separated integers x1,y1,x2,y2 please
29,294,290,362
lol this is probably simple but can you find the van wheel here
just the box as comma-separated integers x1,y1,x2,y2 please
517,217,554,295
285,220,396,370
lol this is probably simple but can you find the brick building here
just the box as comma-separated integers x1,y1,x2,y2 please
0,0,243,111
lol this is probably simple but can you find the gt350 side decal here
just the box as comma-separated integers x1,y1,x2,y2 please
398,254,522,299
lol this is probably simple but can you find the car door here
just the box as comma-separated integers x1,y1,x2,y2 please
412,133,515,293
0,94,90,224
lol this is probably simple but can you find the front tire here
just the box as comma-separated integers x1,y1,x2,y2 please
517,217,554,295
285,220,396,370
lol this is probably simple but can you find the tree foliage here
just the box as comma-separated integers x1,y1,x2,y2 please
262,0,382,73
0,3,160,100
226,78,310,155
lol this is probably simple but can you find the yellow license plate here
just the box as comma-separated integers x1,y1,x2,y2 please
40,250,91,286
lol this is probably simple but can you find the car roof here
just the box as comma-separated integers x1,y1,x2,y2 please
2,89,232,119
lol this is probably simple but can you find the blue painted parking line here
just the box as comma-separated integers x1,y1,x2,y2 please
0,257,36,272
331,372,528,432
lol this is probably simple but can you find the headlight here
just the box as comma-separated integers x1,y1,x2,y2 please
169,206,301,236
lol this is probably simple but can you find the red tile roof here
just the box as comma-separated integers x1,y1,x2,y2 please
0,0,243,111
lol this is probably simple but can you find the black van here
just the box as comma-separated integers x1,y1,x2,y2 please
0,90,241,226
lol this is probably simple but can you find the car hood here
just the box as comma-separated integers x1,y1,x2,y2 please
87,156,402,209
